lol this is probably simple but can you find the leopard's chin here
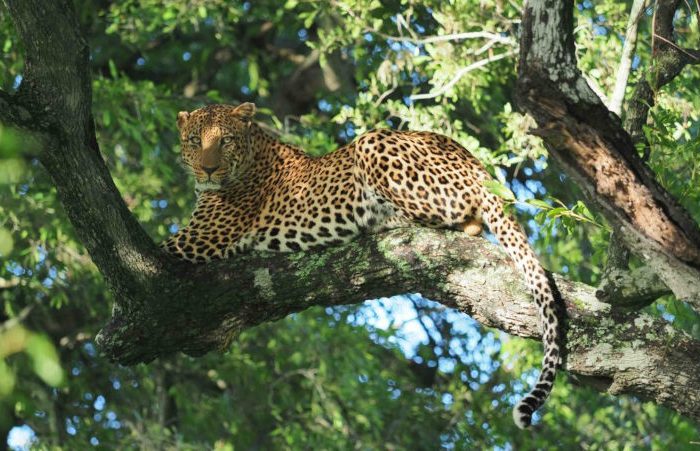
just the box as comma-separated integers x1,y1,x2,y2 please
195,180,223,192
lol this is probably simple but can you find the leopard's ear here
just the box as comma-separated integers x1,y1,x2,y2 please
233,102,256,121
177,111,190,129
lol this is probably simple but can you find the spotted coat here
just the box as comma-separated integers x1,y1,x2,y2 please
163,103,560,428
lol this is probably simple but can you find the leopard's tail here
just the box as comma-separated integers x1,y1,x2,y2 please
480,190,560,429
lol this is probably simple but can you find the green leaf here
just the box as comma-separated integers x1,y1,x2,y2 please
527,199,551,210
26,334,64,387
0,127,25,157
0,360,15,397
248,59,259,91
0,228,13,256
302,10,318,29
108,59,118,79
546,207,567,218
483,180,515,201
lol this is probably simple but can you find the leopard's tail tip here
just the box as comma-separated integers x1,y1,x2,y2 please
512,401,533,429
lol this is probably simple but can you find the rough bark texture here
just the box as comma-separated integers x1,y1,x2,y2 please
516,0,700,306
3,0,167,312
3,0,700,425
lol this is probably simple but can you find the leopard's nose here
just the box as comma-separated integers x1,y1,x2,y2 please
202,165,219,176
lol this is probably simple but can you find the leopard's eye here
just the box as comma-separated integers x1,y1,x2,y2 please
222,136,234,144
188,136,201,145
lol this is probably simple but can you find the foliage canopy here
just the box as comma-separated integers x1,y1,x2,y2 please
1,0,699,448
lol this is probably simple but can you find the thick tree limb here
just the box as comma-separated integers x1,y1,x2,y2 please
4,0,700,425
3,0,166,312
93,227,700,424
516,0,700,306
596,264,670,307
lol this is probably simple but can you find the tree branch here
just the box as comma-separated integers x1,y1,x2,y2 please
624,0,700,157
410,50,518,101
90,227,700,424
516,0,700,307
596,264,671,307
3,0,166,311
608,0,647,115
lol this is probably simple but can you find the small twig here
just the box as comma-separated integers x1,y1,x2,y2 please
469,37,506,56
653,34,700,61
370,30,516,47
584,74,610,105
511,198,605,228
0,306,33,332
410,50,517,101
0,277,20,290
374,85,397,107
609,0,647,115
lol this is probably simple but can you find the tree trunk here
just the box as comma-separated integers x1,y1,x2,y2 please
516,0,700,306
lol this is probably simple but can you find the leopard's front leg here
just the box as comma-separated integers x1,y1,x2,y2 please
161,226,201,263
161,225,228,263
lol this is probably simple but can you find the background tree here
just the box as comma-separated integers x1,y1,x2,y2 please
1,0,699,449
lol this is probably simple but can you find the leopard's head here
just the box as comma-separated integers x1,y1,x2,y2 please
176,102,256,192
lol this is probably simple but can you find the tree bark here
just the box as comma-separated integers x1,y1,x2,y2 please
3,0,167,313
516,0,700,306
3,0,700,425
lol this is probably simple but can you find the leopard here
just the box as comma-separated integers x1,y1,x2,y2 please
163,102,560,428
